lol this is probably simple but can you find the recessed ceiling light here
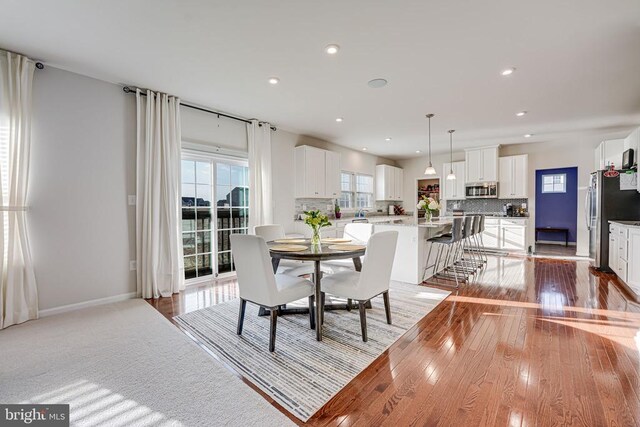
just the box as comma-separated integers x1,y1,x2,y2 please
268,77,280,85
362,147,367,151
385,137,392,141
501,67,516,76
516,111,527,117
524,133,533,138
416,150,421,153
368,78,388,88
325,44,340,55
335,117,343,122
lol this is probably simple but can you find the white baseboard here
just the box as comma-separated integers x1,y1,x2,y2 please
39,292,138,318
536,240,576,246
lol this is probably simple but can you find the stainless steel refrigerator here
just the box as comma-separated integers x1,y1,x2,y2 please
587,170,640,271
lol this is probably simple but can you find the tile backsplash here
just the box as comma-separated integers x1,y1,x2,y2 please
294,198,391,218
444,198,529,215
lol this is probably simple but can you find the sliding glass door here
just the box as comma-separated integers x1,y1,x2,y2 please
181,153,249,282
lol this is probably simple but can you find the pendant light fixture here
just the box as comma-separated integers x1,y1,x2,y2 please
446,129,456,180
423,114,436,175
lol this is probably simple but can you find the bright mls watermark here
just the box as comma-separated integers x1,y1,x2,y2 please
1,405,69,426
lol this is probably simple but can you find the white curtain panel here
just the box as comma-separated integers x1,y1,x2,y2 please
136,89,184,299
0,51,38,329
247,120,273,231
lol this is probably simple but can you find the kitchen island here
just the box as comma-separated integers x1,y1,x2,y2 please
375,219,452,284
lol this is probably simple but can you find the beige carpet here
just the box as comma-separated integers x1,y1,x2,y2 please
0,299,294,427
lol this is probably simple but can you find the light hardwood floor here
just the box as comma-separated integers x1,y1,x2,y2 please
148,255,640,426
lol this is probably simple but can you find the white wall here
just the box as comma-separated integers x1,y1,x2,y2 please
397,138,601,256
500,138,599,257
28,66,394,311
624,126,640,158
30,67,137,311
397,151,465,214
271,130,396,232
181,106,247,155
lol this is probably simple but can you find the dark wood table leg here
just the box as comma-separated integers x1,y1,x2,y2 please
314,260,322,341
352,256,362,272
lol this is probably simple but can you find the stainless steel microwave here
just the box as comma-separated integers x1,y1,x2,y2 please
465,182,498,198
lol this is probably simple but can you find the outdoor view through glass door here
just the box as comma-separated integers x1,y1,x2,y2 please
181,155,249,281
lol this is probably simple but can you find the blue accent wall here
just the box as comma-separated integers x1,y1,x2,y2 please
535,167,578,243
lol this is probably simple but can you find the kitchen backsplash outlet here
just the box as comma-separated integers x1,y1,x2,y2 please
445,198,528,215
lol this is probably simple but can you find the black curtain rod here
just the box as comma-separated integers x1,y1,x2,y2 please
122,86,276,131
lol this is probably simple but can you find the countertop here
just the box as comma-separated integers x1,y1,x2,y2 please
295,215,414,225
609,220,640,229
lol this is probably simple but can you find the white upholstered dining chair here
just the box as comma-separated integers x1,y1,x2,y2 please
321,230,398,342
322,222,374,274
230,234,315,352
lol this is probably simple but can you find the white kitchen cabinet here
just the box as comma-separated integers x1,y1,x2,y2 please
609,224,618,275
375,164,404,201
609,223,640,294
465,146,499,183
595,139,624,171
501,226,526,251
482,218,500,249
325,150,341,198
499,155,528,198
627,228,640,291
481,218,527,252
442,162,466,200
394,167,404,201
295,145,341,198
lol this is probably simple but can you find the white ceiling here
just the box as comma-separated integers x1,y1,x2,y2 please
1,0,639,159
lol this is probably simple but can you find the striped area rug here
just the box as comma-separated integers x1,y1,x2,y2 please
174,282,450,422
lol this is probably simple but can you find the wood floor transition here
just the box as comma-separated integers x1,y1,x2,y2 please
147,255,640,426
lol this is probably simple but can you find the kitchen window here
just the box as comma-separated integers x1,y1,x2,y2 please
542,173,566,193
339,171,373,210
181,153,249,282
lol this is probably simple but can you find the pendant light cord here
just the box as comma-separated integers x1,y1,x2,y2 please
426,114,434,165
428,116,432,162
449,129,455,172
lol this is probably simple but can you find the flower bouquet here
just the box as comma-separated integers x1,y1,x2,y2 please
417,196,440,222
303,210,332,245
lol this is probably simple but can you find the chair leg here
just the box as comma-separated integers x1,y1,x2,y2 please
320,291,326,325
237,298,247,335
346,298,352,311
308,295,316,330
358,301,368,342
269,308,278,352
383,291,392,324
